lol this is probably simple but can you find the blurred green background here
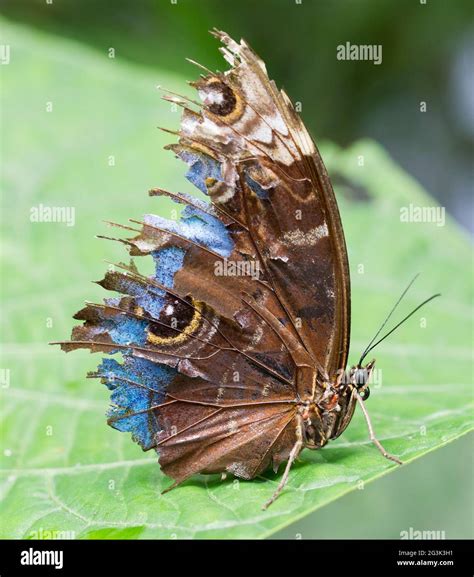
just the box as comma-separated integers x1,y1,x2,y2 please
1,0,472,539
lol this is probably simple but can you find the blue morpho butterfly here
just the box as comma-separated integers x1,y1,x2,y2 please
55,29,439,508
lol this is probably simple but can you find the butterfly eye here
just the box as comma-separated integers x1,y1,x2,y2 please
351,367,371,401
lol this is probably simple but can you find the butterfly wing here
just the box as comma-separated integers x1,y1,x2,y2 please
58,30,350,485
171,29,351,382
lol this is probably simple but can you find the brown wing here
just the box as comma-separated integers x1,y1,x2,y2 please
155,402,298,483
166,29,351,382
58,29,350,485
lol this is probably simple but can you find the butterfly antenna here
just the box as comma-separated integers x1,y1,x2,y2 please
359,292,441,366
358,274,420,366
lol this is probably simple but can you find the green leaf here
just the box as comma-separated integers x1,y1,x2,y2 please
1,18,472,540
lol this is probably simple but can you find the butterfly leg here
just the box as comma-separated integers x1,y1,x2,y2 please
354,390,403,465
262,420,303,510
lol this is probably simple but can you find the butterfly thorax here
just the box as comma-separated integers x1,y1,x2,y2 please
301,359,378,449
296,365,357,450
297,357,375,450
297,365,340,450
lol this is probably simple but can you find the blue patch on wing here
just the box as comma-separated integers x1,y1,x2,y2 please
182,206,233,256
99,356,176,450
106,316,148,346
152,245,185,287
178,149,222,194
106,247,186,320
152,148,233,256
144,211,233,258
95,148,235,450
245,172,269,199
141,246,186,318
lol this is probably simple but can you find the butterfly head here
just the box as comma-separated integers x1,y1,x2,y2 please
346,359,376,401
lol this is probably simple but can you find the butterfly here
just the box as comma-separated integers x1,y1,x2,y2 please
55,29,438,509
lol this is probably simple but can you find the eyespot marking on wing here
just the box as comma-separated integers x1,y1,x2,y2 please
195,77,243,121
